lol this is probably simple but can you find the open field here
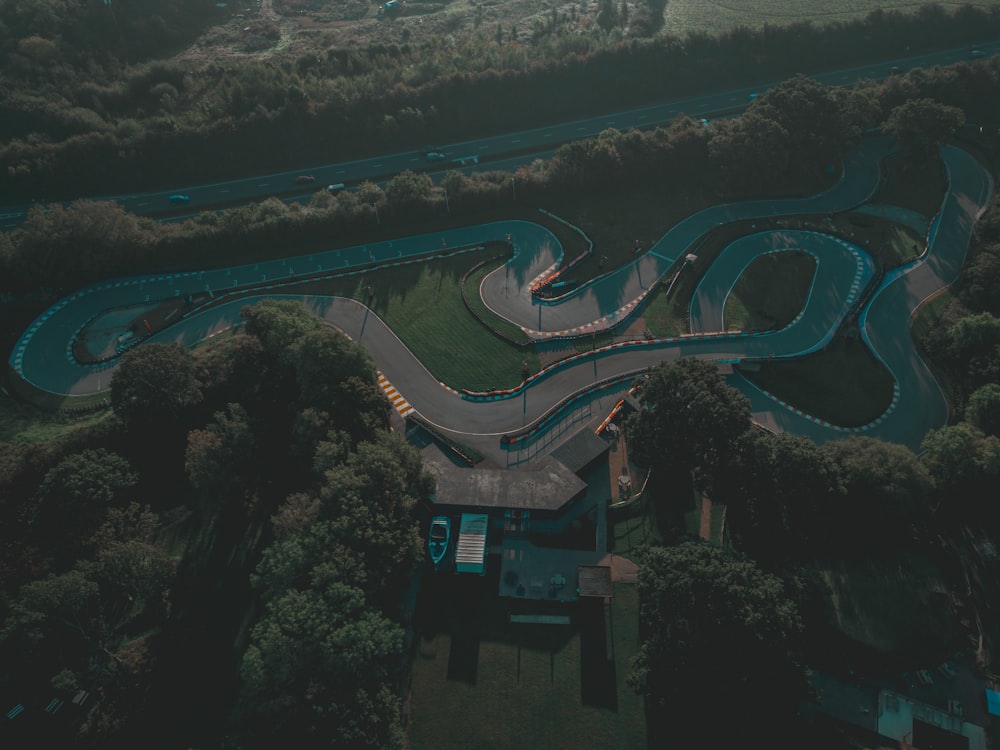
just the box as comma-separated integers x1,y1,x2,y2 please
290,245,539,390
177,0,1000,69
408,570,645,750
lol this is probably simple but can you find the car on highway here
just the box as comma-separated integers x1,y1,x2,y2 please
326,183,345,193
169,195,190,204
970,49,985,58
295,175,316,184
425,151,446,161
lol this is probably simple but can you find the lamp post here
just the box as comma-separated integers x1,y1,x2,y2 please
511,177,517,201
444,187,450,214
373,202,380,225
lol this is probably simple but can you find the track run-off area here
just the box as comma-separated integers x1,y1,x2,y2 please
8,139,993,461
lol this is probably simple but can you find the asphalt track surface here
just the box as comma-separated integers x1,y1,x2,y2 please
8,140,992,462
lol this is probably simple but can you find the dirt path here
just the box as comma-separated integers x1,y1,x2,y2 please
699,494,712,541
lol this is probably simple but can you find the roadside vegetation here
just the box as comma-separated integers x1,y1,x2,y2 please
4,6,1000,748
2,3,999,201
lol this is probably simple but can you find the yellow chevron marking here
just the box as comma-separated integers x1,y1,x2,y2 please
376,371,413,417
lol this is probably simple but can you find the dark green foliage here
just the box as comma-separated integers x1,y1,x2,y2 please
625,357,751,492
3,4,1000,203
822,436,933,549
966,383,1000,436
719,431,844,562
237,431,429,748
110,342,203,429
629,542,808,746
882,97,966,160
34,448,137,547
921,423,1000,520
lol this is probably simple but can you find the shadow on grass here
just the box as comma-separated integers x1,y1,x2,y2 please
447,615,481,685
579,598,617,709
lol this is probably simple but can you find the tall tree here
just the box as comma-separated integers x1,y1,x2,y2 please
318,433,429,600
967,383,1000,436
625,357,751,492
882,97,966,160
110,342,203,429
184,402,257,498
628,542,808,746
720,430,844,562
921,423,1000,520
239,583,406,749
822,436,933,548
290,326,387,442
34,448,137,546
240,298,324,362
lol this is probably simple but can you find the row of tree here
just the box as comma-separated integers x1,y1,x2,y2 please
2,3,999,200
0,71,970,304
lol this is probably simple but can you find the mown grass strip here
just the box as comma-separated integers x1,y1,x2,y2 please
295,247,539,391
723,251,816,332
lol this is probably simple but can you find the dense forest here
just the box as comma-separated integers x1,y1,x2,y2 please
0,299,425,748
4,3,1000,748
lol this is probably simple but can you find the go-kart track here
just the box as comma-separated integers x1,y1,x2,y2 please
8,139,993,461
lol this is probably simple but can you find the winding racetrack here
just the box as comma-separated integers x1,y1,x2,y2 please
8,140,992,461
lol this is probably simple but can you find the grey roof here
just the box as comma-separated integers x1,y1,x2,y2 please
548,428,611,475
428,456,587,512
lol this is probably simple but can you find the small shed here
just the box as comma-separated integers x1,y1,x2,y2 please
577,565,612,598
455,513,489,575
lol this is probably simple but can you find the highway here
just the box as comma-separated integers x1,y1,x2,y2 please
1,41,997,230
8,140,992,462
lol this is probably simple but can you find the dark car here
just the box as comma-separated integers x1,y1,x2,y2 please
169,194,190,204
296,175,316,184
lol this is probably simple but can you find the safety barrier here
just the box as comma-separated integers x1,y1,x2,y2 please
500,371,642,448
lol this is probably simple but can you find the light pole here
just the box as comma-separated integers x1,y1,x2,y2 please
373,202,380,225
511,177,517,201
444,187,450,214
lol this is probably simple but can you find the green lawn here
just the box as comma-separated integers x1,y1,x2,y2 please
462,256,534,345
292,246,539,391
723,251,816,332
873,153,947,217
1,368,113,444
812,550,962,657
408,573,645,750
739,333,895,426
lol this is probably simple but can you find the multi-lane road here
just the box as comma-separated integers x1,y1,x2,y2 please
0,41,997,230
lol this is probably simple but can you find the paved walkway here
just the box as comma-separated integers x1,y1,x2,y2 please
7,141,993,461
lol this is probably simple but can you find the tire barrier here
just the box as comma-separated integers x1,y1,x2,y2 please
406,413,483,465
500,370,643,449
530,209,594,299
459,254,532,348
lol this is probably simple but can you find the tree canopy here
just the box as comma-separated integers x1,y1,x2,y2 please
625,357,751,491
110,342,203,428
629,542,807,745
